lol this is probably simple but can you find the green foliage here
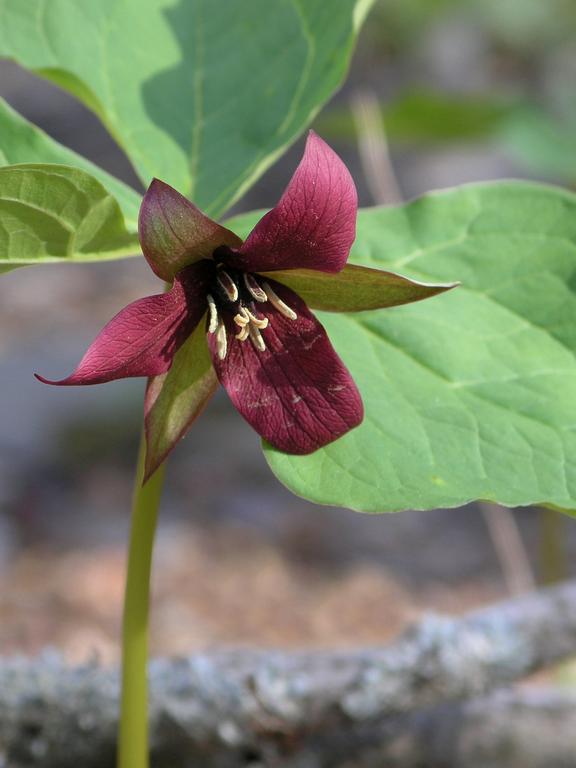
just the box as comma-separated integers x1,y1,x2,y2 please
232,182,576,512
366,0,576,52
0,98,142,229
362,0,460,50
473,0,576,51
0,164,138,272
500,107,576,183
1,0,574,515
0,0,371,218
316,89,517,144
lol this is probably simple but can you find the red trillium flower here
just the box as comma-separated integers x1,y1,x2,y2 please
37,132,455,479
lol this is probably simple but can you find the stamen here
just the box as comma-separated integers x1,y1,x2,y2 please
216,321,227,360
244,307,269,329
233,307,250,327
243,273,267,302
262,282,297,320
216,269,239,302
206,294,219,334
234,313,248,327
249,324,266,352
230,301,269,352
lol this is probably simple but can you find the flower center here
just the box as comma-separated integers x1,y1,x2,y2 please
206,264,297,361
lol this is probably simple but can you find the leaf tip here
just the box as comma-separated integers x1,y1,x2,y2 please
419,279,461,298
439,280,461,292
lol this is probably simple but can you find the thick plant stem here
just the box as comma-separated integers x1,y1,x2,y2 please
118,435,166,768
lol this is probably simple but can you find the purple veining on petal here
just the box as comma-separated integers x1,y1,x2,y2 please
207,279,363,453
230,131,357,275
36,261,214,386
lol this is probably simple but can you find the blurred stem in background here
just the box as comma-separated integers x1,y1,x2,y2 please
118,434,166,768
351,89,402,205
480,503,535,596
539,506,568,585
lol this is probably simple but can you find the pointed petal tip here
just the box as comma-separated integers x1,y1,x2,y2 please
34,370,111,386
34,372,56,385
145,177,173,194
305,128,325,146
34,372,72,386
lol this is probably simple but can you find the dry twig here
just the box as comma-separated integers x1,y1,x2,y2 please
2,580,576,766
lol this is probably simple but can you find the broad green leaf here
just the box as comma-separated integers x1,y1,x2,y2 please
231,182,576,512
499,107,576,183
0,98,142,230
0,0,373,217
0,164,139,272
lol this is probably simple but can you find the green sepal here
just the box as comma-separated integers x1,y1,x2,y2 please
264,264,457,312
144,317,217,481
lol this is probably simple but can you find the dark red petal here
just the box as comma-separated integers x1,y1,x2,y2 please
36,261,213,386
207,281,363,454
233,131,357,274
139,179,242,280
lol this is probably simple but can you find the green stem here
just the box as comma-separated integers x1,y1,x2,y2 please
118,434,166,768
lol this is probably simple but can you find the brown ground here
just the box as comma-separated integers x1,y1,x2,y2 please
0,522,502,665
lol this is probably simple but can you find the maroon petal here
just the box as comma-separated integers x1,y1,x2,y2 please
139,179,242,280
233,132,357,274
36,262,213,386
207,281,363,454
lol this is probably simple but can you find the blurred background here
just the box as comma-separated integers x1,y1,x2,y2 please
1,0,576,663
